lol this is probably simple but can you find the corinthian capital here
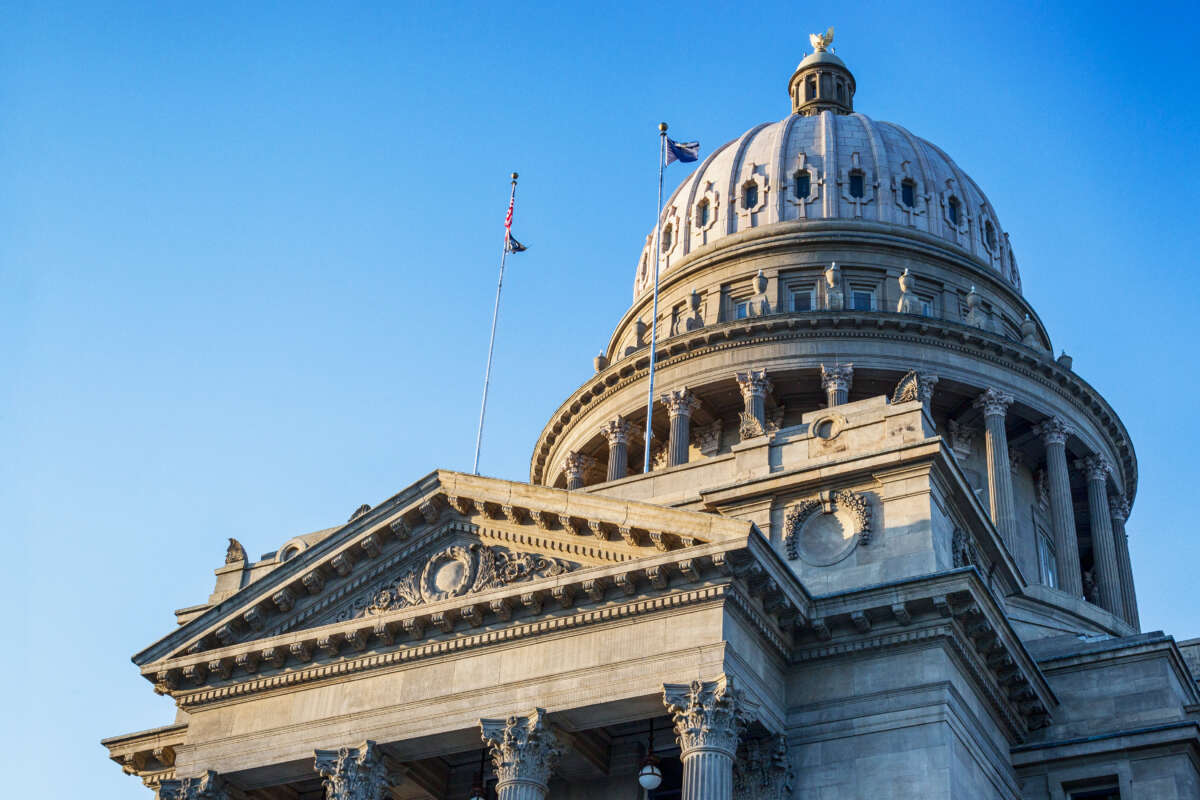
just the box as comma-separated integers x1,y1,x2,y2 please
562,451,596,482
480,708,563,791
661,388,700,419
662,675,754,758
599,416,631,447
1077,455,1111,484
735,369,773,400
155,771,229,800
313,741,390,800
1108,494,1130,524
820,364,853,392
1033,416,1072,447
973,388,1014,418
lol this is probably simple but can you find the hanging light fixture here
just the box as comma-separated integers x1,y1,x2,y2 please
468,747,488,800
637,718,663,790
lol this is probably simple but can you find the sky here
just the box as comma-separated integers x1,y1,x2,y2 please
3,1,1199,795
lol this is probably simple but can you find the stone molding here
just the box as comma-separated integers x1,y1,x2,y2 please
662,676,754,757
313,741,391,800
479,709,563,792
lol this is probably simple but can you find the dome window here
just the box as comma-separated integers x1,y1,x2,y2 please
805,77,816,101
837,82,845,102
794,171,811,199
696,199,710,228
947,196,961,226
743,182,759,210
984,220,997,250
661,223,673,253
848,170,865,199
901,179,916,208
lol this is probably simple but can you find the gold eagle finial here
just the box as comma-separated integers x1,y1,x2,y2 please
809,26,835,53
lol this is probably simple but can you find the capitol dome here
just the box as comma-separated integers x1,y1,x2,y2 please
632,111,1021,300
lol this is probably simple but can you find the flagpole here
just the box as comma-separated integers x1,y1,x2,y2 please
643,124,667,471
473,172,519,475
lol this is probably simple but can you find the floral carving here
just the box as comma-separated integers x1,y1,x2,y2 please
784,490,872,560
479,708,563,791
313,741,391,800
155,771,229,800
734,734,795,800
662,676,753,757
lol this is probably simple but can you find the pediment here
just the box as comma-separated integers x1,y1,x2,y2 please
135,469,756,671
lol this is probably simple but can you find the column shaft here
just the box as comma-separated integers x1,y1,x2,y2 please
680,749,734,800
663,677,750,800
496,781,547,800
820,364,853,407
976,390,1017,552
1038,419,1083,596
1110,499,1140,630
661,389,699,468
606,440,627,482
1082,458,1124,617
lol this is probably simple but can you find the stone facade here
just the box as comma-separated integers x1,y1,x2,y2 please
105,34,1198,800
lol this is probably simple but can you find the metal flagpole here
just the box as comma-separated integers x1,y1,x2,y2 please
642,124,667,471
473,172,519,475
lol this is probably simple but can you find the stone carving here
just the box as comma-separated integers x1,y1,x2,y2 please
313,741,391,800
809,26,834,53
693,419,723,455
964,286,988,329
891,370,938,406
1082,570,1099,605
599,416,631,447
952,527,977,569
736,369,773,402
348,504,372,522
739,411,765,440
225,538,247,565
785,490,871,563
896,268,922,314
562,451,596,490
682,289,705,332
824,262,844,310
334,544,575,622
734,734,794,800
155,770,228,800
661,388,701,419
1035,468,1050,509
662,676,752,757
479,708,563,792
974,388,1014,418
1079,455,1111,483
947,419,975,461
766,404,784,433
1109,494,1130,524
1020,314,1042,350
742,269,772,317
820,364,854,404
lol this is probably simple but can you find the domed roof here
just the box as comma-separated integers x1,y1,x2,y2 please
633,111,1021,299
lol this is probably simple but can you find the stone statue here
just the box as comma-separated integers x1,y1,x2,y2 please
745,270,772,317
824,262,844,311
964,286,987,329
225,538,247,565
810,26,834,53
684,288,705,331
896,268,922,314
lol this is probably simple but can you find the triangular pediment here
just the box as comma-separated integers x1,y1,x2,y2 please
135,469,755,671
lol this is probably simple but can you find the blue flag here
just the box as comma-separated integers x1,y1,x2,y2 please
666,137,700,164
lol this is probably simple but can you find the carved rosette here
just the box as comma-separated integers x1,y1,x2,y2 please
313,741,390,800
733,735,795,800
662,677,751,758
479,708,563,793
155,771,228,800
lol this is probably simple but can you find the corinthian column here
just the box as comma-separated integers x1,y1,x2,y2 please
974,389,1017,552
735,369,772,428
820,364,853,407
1078,456,1124,617
561,451,595,490
155,771,229,800
1034,417,1083,597
661,388,700,467
663,676,753,800
480,709,563,800
599,416,631,482
1108,495,1140,630
314,742,391,800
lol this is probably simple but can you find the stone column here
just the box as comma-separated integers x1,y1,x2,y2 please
735,369,772,428
1078,456,1124,617
974,389,1017,552
1034,417,1083,597
662,676,751,800
561,451,594,490
661,388,700,467
599,416,631,482
820,364,853,407
155,771,229,800
1109,495,1141,630
314,741,390,800
480,708,563,800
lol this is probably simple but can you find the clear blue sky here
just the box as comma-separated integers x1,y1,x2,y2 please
3,1,1198,795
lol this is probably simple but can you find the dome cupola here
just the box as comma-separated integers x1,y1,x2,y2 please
788,27,855,115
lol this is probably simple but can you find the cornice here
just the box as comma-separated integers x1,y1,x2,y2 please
529,311,1137,504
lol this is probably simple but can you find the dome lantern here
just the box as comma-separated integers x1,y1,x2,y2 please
788,26,855,116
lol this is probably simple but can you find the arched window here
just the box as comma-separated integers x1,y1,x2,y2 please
948,196,961,226
984,220,997,249
743,182,758,210
696,199,710,227
805,78,816,101
660,223,672,252
901,179,916,208
794,171,810,199
848,170,865,199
